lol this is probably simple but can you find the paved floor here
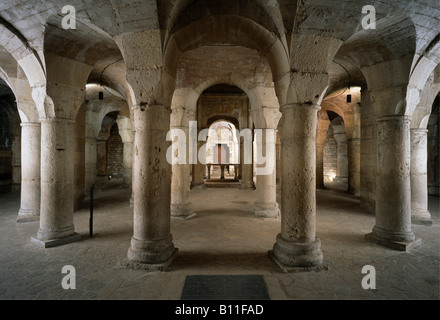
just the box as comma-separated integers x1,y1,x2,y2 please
0,180,439,300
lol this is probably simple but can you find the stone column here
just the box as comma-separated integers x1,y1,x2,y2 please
32,118,80,247
122,141,133,187
254,128,279,218
84,136,97,193
347,138,361,196
130,131,135,207
276,134,281,185
17,122,41,222
315,113,330,189
116,116,134,188
122,104,177,270
241,136,255,189
191,139,205,188
171,125,192,218
410,128,432,225
270,103,323,270
11,134,21,192
365,116,421,251
333,128,348,185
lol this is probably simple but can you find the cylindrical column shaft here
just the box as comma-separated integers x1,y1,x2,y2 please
271,103,323,269
17,122,41,222
122,141,133,187
241,136,255,189
410,128,432,225
85,137,97,193
33,118,80,246
130,131,135,207
171,125,192,217
316,142,325,188
191,138,205,188
365,116,420,250
347,138,361,196
254,128,279,218
333,130,348,184
125,105,177,267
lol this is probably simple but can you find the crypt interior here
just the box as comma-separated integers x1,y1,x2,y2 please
0,0,439,300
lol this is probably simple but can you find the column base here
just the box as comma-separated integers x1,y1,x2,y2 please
31,233,81,248
125,236,178,269
254,202,279,218
270,234,323,272
411,211,433,226
17,209,40,223
171,203,194,218
121,248,178,271
241,181,255,190
365,226,421,251
191,183,206,190
268,250,328,273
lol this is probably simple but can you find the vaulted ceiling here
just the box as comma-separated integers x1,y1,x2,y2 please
0,0,439,99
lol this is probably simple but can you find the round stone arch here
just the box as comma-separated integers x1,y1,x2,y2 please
184,76,270,129
163,14,290,106
410,67,440,130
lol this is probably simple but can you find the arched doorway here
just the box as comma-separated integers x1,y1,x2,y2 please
191,84,254,189
206,120,239,181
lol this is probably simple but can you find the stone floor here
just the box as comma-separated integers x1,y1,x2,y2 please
0,180,439,300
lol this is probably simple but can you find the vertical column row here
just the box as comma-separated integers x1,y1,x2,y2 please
32,118,80,247
270,103,323,270
123,104,177,270
17,122,41,222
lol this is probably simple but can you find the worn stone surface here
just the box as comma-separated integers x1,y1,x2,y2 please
0,0,439,302
0,181,438,300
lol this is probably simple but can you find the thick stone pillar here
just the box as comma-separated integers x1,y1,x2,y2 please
365,116,421,251
122,105,177,270
333,128,348,185
241,136,255,189
32,118,80,247
347,138,361,196
270,103,323,271
276,134,281,185
254,129,279,218
130,131,135,207
116,116,134,188
191,139,205,188
84,137,97,193
171,125,192,217
122,141,133,187
410,128,432,225
316,112,330,189
11,134,21,192
17,122,41,222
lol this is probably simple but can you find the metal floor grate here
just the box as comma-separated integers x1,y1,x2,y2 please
180,275,270,300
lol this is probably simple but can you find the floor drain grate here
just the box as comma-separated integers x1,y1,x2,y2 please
180,275,270,300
